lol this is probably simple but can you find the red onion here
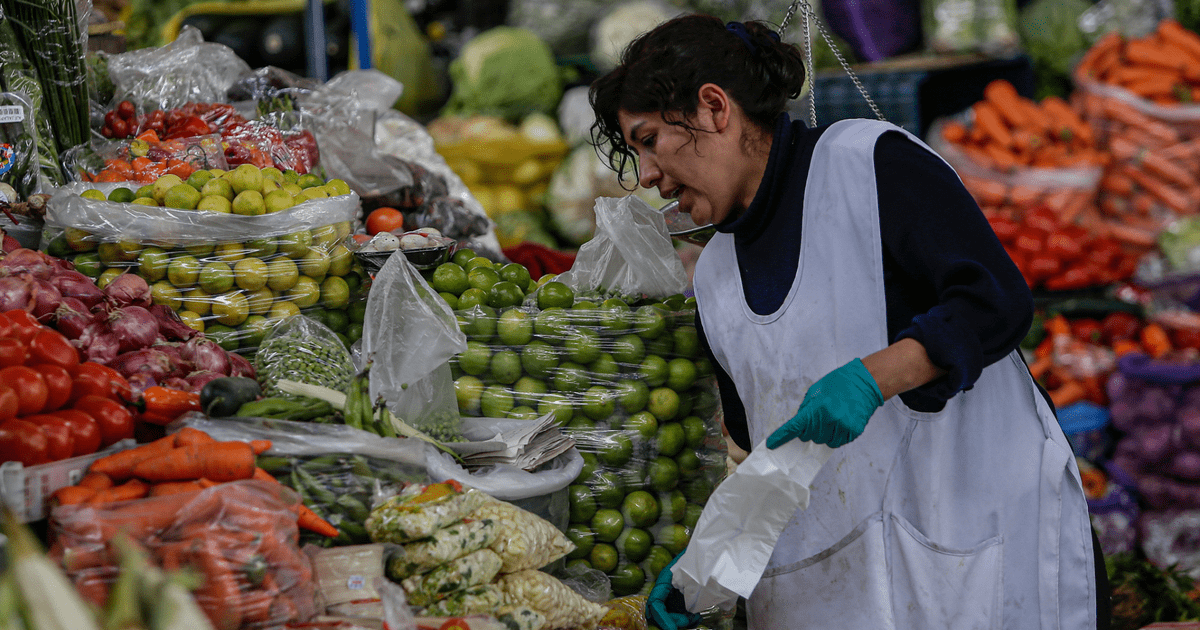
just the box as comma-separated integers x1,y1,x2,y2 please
161,377,191,392
0,275,34,312
108,306,160,354
30,279,62,323
148,304,197,342
82,332,120,365
180,336,229,376
185,371,222,392
103,273,151,309
150,342,193,378
0,249,53,280
54,298,96,340
51,270,104,310
227,351,255,379
110,348,176,382
125,372,157,398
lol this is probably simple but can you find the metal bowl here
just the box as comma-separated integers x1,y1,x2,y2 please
660,200,716,246
355,242,455,275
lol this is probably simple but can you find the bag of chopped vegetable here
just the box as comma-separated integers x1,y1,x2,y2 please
363,250,468,442
367,481,488,544
387,517,501,580
49,479,317,630
43,182,367,359
401,547,504,606
0,92,44,201
171,414,429,548
496,569,609,630
469,492,576,574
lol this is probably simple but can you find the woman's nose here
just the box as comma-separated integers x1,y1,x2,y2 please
637,158,660,189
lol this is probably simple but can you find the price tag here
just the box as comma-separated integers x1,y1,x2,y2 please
0,106,24,124
346,575,366,590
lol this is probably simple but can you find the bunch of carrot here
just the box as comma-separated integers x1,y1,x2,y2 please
49,476,317,630
49,427,338,540
1075,20,1200,105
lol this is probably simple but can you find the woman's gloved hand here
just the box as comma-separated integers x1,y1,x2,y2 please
766,358,883,449
646,552,702,630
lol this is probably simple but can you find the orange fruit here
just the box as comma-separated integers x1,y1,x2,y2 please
366,207,405,235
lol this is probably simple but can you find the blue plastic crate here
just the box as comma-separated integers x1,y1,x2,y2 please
809,69,927,136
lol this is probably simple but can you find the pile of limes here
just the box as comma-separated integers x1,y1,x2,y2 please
430,249,725,597
50,165,370,351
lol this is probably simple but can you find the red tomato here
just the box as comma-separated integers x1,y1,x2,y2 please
0,366,46,416
2,310,42,344
49,409,101,456
1071,319,1104,344
987,216,1021,244
0,386,17,423
116,100,136,121
29,364,72,412
93,364,133,404
24,415,73,462
0,338,28,368
1102,312,1144,345
366,207,405,235
72,395,133,448
69,363,118,404
0,419,48,465
1172,327,1200,350
1026,254,1061,284
28,329,78,369
1045,230,1084,263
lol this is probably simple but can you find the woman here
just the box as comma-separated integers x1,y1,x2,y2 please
588,14,1108,630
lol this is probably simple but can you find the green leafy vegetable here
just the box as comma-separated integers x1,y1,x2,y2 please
442,26,564,123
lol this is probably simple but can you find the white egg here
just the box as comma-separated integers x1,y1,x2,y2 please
364,232,400,252
399,233,432,250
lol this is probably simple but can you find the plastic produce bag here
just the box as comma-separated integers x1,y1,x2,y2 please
401,548,504,606
555,195,687,299
104,27,251,112
61,133,228,184
471,493,576,573
387,518,500,578
255,315,356,396
1139,510,1200,578
363,251,467,435
495,569,609,630
367,483,488,544
922,0,1020,54
0,92,43,200
49,479,317,630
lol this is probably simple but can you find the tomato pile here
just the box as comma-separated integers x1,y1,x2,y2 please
0,309,136,467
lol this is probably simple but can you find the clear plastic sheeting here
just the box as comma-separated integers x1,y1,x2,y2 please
104,27,251,112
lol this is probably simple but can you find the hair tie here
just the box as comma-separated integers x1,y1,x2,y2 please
726,21,780,55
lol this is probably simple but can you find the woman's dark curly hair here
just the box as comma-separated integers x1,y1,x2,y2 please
589,14,807,187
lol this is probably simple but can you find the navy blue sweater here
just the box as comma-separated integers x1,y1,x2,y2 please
697,116,1036,453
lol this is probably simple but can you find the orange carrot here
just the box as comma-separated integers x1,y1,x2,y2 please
76,471,114,492
982,142,1019,171
1112,339,1142,357
1158,20,1200,62
1141,322,1173,357
87,479,149,504
1124,38,1189,72
249,467,340,538
1050,380,1087,408
192,540,244,630
972,101,1014,147
88,434,177,481
249,440,272,455
252,467,277,484
149,480,206,497
1110,137,1199,188
1123,164,1197,214
173,427,215,448
51,485,96,506
942,121,968,144
1102,98,1181,144
133,441,256,482
983,80,1032,130
1029,354,1053,381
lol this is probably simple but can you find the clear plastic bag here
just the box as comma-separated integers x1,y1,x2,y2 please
49,479,317,629
0,92,43,200
0,10,64,189
471,493,576,573
400,547,504,606
255,315,357,396
363,251,468,436
387,518,501,579
367,484,489,544
61,134,228,184
495,569,610,630
104,27,251,113
1138,509,1200,578
555,196,688,299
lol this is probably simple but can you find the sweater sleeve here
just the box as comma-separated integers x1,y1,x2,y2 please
875,131,1034,403
695,311,752,453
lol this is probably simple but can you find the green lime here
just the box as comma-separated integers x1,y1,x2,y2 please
624,411,658,440
534,307,571,342
591,508,624,543
647,456,680,492
439,292,460,309
520,340,559,380
655,422,686,457
150,280,183,310
431,263,470,295
676,448,703,478
621,490,660,529
682,504,704,530
537,392,574,426
204,323,239,352
468,267,501,292
673,326,699,358
616,380,650,414
639,355,669,388
656,523,691,556
457,287,487,310
616,528,654,564
107,187,135,203
566,524,595,560
567,415,596,430
211,291,249,326
245,287,275,316
490,349,522,385
239,315,273,348
508,405,540,419
499,262,532,288
553,361,590,393
598,432,634,468
648,387,680,422
566,559,593,572
693,389,719,418
266,257,300,292
480,385,514,418
167,255,201,288
599,303,632,334
660,490,687,523
643,546,675,582
137,247,169,282
97,267,124,290
455,375,485,415
589,470,626,509
348,300,367,324
682,475,715,505
634,305,667,339
646,335,674,358
487,281,524,308
163,184,201,210
512,376,549,408
565,327,601,364
451,248,476,267
611,334,646,365
320,276,350,309
610,562,646,596
198,261,235,294
569,484,598,523
497,308,533,346
590,353,620,382
286,275,321,308
458,305,497,339
666,358,697,392
590,543,619,574
537,281,575,309
457,340,492,376
581,386,616,421
681,416,707,448
578,452,600,482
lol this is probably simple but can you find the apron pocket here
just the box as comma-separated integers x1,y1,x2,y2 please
889,513,1003,630
750,513,893,630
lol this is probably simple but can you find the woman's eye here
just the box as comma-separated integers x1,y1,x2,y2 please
640,135,655,148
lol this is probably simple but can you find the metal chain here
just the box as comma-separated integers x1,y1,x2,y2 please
776,0,886,125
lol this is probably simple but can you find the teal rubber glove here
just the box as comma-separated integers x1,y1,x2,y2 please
645,552,702,630
766,358,883,449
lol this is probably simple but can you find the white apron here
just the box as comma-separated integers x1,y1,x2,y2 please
691,119,1096,630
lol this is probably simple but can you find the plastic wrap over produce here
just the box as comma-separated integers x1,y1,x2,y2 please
49,479,316,630
0,92,45,200
255,315,356,396
104,27,251,112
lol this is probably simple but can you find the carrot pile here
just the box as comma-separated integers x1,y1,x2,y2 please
48,477,317,630
1075,20,1200,105
50,427,338,539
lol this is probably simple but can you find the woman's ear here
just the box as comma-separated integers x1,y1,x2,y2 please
696,83,731,132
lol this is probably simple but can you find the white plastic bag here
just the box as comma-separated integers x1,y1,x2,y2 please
363,251,467,432
555,195,687,298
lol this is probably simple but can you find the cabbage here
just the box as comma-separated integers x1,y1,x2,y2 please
443,27,564,122
590,1,683,72
1018,0,1090,98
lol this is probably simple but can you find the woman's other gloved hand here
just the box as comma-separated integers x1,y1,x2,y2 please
766,358,883,449
646,552,702,630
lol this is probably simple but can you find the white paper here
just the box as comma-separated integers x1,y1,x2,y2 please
672,438,834,612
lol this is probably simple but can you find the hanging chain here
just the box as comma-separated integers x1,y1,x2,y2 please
776,0,886,125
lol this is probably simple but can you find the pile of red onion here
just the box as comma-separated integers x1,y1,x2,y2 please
0,248,254,394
